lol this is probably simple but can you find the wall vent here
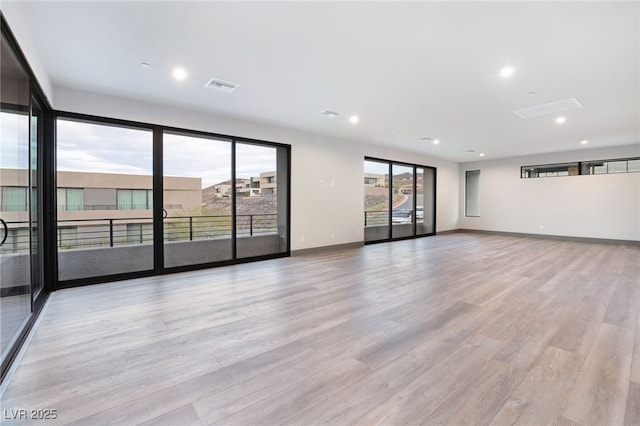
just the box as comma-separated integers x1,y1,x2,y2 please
205,78,239,93
513,98,582,118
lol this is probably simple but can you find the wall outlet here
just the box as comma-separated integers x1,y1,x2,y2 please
331,232,335,239
300,235,305,242
539,225,544,230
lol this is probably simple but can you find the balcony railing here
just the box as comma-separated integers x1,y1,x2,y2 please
364,211,389,227
0,214,278,254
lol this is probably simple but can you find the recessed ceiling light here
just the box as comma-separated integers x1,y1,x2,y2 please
479,153,485,157
580,139,589,145
390,128,396,132
172,67,188,81
433,139,440,145
140,62,150,68
555,116,566,124
500,66,514,78
349,115,359,124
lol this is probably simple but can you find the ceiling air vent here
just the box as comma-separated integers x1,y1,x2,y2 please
317,109,340,118
513,98,582,118
205,78,239,93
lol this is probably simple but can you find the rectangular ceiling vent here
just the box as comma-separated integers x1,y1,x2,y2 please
513,98,582,118
205,78,239,93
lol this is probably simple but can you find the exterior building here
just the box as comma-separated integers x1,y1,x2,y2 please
211,173,276,198
1,169,201,252
364,173,385,187
1,169,280,253
259,171,277,195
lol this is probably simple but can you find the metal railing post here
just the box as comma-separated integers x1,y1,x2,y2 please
250,215,253,236
109,219,114,247
189,216,193,241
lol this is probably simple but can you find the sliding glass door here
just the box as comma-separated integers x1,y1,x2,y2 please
162,136,288,268
163,132,232,268
56,118,154,281
235,142,288,259
391,164,414,239
416,167,435,236
364,159,390,243
0,37,31,366
54,117,290,282
0,31,47,380
364,157,436,243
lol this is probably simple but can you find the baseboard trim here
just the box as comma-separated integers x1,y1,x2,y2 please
435,229,459,235
453,228,640,246
292,241,364,256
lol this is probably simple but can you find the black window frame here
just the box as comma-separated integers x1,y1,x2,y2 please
521,157,640,178
54,111,291,288
364,156,437,244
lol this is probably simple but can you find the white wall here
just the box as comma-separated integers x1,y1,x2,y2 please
53,87,459,251
459,145,640,241
2,2,54,103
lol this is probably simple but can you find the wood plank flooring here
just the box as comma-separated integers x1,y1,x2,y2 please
1,233,639,425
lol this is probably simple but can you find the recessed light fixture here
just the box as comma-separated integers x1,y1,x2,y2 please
580,139,589,145
172,67,188,81
555,116,566,124
500,66,514,78
349,115,359,124
433,139,440,145
390,128,396,132
479,153,485,157
140,62,150,68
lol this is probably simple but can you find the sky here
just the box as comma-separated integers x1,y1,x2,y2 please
1,113,278,189
365,159,414,175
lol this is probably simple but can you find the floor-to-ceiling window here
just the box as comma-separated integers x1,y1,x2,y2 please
0,38,31,370
364,157,436,243
163,131,233,268
235,142,288,258
364,159,390,243
55,117,291,285
56,118,154,281
391,164,415,239
1,21,49,381
416,167,436,236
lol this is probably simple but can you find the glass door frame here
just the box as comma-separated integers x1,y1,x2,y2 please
52,113,291,287
1,15,52,382
364,156,437,244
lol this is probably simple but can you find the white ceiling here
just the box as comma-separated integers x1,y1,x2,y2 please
9,1,640,162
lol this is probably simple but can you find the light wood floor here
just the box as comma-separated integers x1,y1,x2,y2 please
2,233,639,425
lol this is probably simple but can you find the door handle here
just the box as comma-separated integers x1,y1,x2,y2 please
0,218,7,247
